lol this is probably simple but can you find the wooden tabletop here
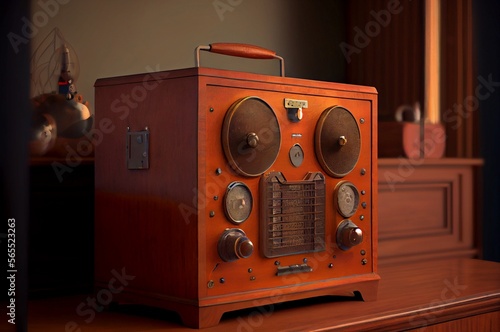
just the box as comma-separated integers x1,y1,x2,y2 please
28,258,500,331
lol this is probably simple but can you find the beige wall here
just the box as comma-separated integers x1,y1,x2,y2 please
29,0,345,110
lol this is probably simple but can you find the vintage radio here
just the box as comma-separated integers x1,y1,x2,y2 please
94,43,379,328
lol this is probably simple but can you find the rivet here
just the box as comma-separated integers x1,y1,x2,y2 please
215,168,222,175
209,107,214,112
360,168,366,175
360,215,365,220
250,276,256,281
248,268,253,273
328,263,333,268
213,196,218,201
360,250,366,256
209,211,215,218
361,190,366,195
360,118,365,124
274,260,280,266
207,280,215,288
219,278,225,284
362,202,367,208
361,258,368,265
303,258,308,263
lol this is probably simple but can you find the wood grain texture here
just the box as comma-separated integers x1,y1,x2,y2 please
27,258,500,331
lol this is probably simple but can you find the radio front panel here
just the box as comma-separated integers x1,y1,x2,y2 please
201,83,375,297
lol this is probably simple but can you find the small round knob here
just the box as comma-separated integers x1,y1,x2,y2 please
246,132,259,148
338,135,347,146
218,229,254,262
337,220,363,251
237,238,254,258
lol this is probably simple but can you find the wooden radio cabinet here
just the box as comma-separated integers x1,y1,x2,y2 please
94,44,379,328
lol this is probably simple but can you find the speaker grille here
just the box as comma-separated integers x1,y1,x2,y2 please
261,172,326,258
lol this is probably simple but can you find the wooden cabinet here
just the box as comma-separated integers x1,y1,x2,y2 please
378,158,483,265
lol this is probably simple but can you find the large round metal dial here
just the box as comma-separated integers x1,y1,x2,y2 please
336,182,360,218
222,97,281,177
224,182,252,224
315,106,361,177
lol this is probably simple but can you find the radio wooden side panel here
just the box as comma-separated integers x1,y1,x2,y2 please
94,74,201,300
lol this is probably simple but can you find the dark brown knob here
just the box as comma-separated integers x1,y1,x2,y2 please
218,229,254,262
237,238,254,258
337,220,363,250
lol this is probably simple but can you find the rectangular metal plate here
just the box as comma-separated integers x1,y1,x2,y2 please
284,98,308,109
127,129,149,170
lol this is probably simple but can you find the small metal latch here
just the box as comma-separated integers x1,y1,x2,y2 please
284,98,308,122
126,127,150,170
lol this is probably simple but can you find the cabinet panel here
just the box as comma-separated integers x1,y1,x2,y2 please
378,158,482,264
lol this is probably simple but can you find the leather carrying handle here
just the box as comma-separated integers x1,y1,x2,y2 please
195,43,285,77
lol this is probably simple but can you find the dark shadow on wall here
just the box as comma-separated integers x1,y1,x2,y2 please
283,0,347,83
473,0,500,262
1,0,31,330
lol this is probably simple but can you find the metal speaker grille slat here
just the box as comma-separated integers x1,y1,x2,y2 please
260,172,326,258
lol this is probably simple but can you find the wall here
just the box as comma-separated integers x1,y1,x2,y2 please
28,0,346,109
